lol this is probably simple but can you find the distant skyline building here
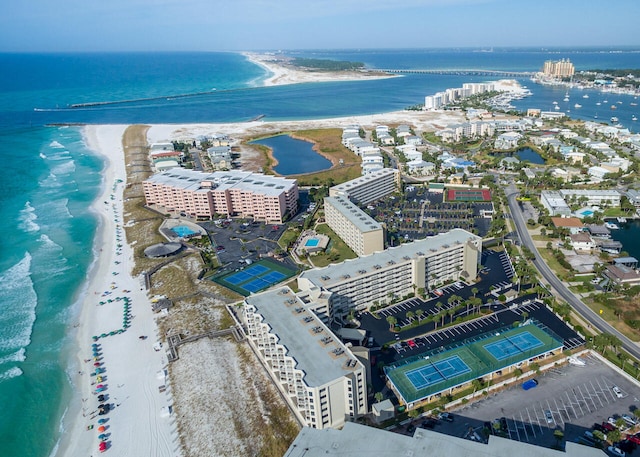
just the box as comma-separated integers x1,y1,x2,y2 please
542,59,575,78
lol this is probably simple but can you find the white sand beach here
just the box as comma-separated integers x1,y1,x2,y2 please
243,52,398,86
58,125,176,457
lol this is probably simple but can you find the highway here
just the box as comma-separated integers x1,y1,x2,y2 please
505,183,640,361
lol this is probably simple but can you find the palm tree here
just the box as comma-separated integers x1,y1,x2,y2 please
374,392,384,403
406,311,415,323
471,287,478,298
447,308,455,325
436,302,445,326
386,315,397,331
415,309,424,322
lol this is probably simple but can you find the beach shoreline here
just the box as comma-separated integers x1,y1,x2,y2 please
242,52,398,87
55,125,175,457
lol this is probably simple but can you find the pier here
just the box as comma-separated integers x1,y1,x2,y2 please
380,69,535,77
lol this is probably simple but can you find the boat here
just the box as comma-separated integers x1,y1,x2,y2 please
611,116,619,122
617,217,627,224
633,115,638,121
583,94,589,99
611,105,617,110
604,99,608,103
574,103,582,108
631,102,638,106
594,114,598,119
596,102,601,106
604,221,620,230
552,101,558,105
554,105,560,110
563,96,569,102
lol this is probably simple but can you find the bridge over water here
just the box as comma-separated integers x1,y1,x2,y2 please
380,69,535,77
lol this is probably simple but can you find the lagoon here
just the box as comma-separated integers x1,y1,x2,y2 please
251,134,332,175
515,147,545,164
610,219,640,260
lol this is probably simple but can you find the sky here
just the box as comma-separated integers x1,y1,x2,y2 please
0,0,639,52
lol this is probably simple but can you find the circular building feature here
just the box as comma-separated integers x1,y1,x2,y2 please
144,242,182,258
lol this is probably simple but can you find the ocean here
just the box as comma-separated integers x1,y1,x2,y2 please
0,48,638,457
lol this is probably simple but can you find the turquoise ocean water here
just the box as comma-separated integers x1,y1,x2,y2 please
0,48,638,457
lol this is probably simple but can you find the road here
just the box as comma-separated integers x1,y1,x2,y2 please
505,183,640,361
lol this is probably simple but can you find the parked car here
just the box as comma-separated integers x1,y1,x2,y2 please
593,423,607,433
602,422,616,432
545,410,554,424
421,418,437,429
522,379,539,390
613,386,624,398
406,423,416,434
622,415,636,426
608,445,626,457
620,440,637,452
438,412,454,422
500,417,508,431
626,434,640,446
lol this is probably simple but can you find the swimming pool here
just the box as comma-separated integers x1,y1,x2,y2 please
579,210,594,217
305,238,320,247
172,225,198,237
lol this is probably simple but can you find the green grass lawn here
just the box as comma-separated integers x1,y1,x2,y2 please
311,223,357,267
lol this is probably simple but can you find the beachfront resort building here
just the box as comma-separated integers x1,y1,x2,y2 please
297,229,482,318
324,196,384,256
142,168,298,223
242,287,367,430
542,59,575,78
329,168,399,205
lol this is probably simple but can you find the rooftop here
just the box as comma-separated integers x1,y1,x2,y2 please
324,196,382,233
244,287,361,387
299,229,480,288
286,422,605,457
145,168,297,197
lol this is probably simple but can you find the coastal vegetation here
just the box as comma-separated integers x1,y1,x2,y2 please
290,58,364,71
120,125,299,456
246,128,362,186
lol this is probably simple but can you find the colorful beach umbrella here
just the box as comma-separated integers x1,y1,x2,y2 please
98,425,106,432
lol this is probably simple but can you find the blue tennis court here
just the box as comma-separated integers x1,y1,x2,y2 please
244,264,269,276
225,271,253,285
483,331,544,361
243,278,271,293
213,259,298,296
261,271,286,283
405,355,471,390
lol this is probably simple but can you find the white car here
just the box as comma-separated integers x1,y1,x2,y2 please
607,446,625,457
612,386,624,398
544,410,554,424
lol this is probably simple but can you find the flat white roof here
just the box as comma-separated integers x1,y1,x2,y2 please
325,196,382,233
299,229,479,288
245,288,360,387
145,168,297,197
287,422,606,457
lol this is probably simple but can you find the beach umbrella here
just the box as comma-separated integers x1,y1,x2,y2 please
96,376,102,382
92,336,99,341
98,418,107,424
96,384,104,388
93,362,100,367
99,434,107,440
100,333,107,338
92,343,99,348
98,425,106,432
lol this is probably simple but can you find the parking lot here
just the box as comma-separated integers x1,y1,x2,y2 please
415,354,640,450
198,218,298,274
363,187,493,243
